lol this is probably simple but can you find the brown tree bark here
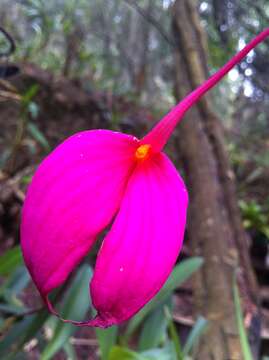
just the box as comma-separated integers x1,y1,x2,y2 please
62,26,84,78
133,0,154,95
171,1,261,359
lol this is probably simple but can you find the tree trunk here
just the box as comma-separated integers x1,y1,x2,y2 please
62,27,83,78
171,1,261,359
133,0,154,95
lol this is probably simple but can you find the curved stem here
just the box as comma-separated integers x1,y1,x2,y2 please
142,28,269,151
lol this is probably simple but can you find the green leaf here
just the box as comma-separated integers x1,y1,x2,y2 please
138,299,171,351
63,342,77,360
2,266,30,296
40,264,93,360
96,326,118,360
108,346,144,360
0,303,27,315
0,317,34,357
21,175,32,185
27,122,50,151
21,84,39,105
164,307,184,360
0,309,50,358
141,342,176,360
0,267,30,308
108,343,176,360
126,257,203,339
233,275,253,360
183,316,208,355
0,247,23,275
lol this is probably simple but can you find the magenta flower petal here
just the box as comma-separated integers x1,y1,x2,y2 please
87,152,188,327
21,130,138,300
21,30,269,327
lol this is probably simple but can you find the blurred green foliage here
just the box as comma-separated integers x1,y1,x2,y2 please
239,200,269,239
0,248,205,359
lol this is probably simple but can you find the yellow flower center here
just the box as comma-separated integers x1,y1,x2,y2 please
135,144,151,160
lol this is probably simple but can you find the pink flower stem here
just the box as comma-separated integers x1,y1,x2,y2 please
142,28,269,152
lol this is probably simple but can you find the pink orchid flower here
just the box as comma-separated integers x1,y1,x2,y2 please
21,29,269,328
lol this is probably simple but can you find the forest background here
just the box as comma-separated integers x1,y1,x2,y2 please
0,0,269,359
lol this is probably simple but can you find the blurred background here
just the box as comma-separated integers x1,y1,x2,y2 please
0,0,269,359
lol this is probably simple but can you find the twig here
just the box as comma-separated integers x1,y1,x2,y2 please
0,27,16,57
0,89,21,102
70,338,98,346
122,0,175,47
0,79,18,92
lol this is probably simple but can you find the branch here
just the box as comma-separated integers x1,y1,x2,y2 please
122,0,175,47
0,27,16,57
